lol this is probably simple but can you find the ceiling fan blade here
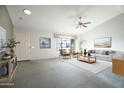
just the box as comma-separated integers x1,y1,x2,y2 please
83,22,91,24
82,24,87,28
75,25,80,29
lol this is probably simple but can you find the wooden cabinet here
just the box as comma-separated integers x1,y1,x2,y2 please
0,56,17,81
112,57,124,76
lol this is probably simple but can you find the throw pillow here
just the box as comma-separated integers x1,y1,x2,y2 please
101,51,106,55
105,51,109,55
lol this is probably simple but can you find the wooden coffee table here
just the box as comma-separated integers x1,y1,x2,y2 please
77,55,96,64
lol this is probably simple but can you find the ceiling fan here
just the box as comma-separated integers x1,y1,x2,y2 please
74,17,91,29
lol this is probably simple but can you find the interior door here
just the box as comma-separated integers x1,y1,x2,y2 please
14,31,31,61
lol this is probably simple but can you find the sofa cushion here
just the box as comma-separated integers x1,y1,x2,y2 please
88,50,91,53
101,51,107,55
109,50,115,54
100,50,112,55
92,50,95,53
95,50,99,54
96,55,112,62
113,52,124,58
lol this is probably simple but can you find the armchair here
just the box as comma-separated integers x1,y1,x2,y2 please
59,49,71,59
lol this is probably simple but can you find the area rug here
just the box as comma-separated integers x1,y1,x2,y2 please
64,59,112,74
98,67,124,88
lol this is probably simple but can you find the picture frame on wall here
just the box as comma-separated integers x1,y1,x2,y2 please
94,37,111,48
39,37,51,48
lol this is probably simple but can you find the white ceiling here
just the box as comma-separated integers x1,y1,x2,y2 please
6,5,124,34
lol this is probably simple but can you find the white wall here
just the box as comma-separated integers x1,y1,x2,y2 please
79,14,124,51
14,28,78,60
30,31,58,60
14,28,59,60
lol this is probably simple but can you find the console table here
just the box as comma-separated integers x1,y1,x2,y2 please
0,56,17,81
112,57,124,76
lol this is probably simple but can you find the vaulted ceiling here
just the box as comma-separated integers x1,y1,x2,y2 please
6,5,124,34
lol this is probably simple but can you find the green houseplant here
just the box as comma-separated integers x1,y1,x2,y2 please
6,38,20,57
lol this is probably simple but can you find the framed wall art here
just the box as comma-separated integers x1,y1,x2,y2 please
94,37,111,48
39,37,51,48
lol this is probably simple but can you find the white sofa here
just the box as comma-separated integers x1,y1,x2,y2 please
89,50,116,62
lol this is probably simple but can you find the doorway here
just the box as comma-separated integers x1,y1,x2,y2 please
14,31,31,61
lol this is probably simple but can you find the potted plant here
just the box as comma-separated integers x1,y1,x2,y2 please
6,38,20,57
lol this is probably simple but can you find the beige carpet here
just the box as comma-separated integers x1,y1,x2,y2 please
64,59,112,74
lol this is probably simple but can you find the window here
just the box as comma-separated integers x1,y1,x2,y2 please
58,38,71,49
0,26,6,49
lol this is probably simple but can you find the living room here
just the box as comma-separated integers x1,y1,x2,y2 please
0,4,124,89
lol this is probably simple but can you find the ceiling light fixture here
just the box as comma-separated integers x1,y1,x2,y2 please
23,9,31,15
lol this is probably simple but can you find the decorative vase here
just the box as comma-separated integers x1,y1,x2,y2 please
10,48,14,58
84,49,87,56
80,50,83,56
88,52,91,56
